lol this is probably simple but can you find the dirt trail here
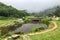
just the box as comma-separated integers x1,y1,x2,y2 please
26,21,57,35
3,21,57,40
22,21,57,40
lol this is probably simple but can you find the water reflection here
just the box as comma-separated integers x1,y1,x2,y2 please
14,23,47,33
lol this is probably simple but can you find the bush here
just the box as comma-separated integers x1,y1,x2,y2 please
31,27,45,32
14,19,24,26
40,17,51,26
24,19,31,23
23,16,36,23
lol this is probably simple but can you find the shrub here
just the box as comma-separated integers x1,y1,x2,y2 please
31,27,45,32
24,19,31,23
40,17,51,26
23,16,36,23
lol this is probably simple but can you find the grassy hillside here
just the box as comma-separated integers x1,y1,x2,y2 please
29,20,60,40
0,18,17,25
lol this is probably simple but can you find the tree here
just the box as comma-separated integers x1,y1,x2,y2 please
53,6,60,17
0,2,30,18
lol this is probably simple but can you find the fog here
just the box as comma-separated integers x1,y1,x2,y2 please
0,0,60,12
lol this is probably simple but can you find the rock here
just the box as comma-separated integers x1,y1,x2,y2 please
17,19,24,24
8,37,12,39
56,17,59,20
11,35,20,39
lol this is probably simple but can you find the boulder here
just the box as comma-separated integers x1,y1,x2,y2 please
11,35,20,39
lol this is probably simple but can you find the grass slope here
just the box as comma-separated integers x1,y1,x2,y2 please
0,18,17,25
30,20,60,40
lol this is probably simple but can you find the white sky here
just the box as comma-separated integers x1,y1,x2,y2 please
0,0,60,12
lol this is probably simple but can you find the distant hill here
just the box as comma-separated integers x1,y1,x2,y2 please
38,6,60,17
0,2,60,17
0,2,30,18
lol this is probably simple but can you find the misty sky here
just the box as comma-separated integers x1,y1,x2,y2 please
0,0,60,12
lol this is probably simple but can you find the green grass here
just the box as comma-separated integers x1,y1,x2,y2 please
0,18,17,25
17,36,23,40
30,20,60,40
0,18,17,38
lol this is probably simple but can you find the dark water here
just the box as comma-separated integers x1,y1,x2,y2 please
13,23,47,33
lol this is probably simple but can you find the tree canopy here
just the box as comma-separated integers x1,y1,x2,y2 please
0,2,30,18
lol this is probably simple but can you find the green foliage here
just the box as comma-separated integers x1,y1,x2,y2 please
24,19,31,23
31,27,45,32
34,6,60,17
14,20,22,27
0,2,30,18
40,17,51,26
53,6,60,17
23,16,36,23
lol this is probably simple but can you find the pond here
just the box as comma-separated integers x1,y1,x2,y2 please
13,23,47,33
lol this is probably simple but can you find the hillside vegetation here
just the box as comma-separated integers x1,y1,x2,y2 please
0,2,30,18
32,6,60,17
